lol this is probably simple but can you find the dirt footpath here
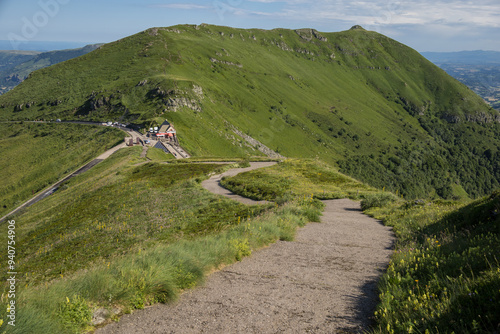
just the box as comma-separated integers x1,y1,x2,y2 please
201,162,277,205
97,199,394,334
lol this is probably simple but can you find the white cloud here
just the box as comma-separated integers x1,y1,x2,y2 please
150,4,210,10
236,0,500,29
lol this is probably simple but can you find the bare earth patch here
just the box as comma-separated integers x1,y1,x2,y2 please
97,199,394,333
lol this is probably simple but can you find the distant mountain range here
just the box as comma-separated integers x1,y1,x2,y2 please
421,50,500,65
0,40,91,52
0,44,102,95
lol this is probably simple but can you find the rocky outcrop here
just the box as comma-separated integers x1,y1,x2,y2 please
441,111,500,124
295,29,328,42
164,28,182,34
441,114,462,123
232,127,285,159
350,25,366,31
149,85,204,112
465,112,500,123
164,97,201,112
210,58,243,68
192,85,203,100
89,96,111,110
14,104,24,112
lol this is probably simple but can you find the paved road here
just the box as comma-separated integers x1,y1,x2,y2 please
96,199,394,334
0,142,127,223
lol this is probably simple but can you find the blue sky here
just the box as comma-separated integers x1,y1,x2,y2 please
0,0,499,52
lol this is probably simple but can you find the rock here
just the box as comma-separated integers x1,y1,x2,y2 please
210,58,243,68
92,308,111,326
89,96,110,110
232,127,284,159
442,114,461,123
192,85,204,100
295,28,328,42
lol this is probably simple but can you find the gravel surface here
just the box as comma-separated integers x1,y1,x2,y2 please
96,199,394,334
200,162,277,205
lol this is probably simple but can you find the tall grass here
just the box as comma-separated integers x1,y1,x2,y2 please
0,198,322,333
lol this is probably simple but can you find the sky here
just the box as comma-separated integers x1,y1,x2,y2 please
0,0,499,52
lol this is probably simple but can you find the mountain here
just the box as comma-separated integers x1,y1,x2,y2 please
1,24,499,199
0,44,102,95
421,51,500,111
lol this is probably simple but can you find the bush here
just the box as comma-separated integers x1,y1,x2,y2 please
230,238,252,261
361,193,397,211
58,295,92,333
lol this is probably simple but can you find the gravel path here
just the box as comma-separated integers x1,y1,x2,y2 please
201,162,277,205
96,199,394,334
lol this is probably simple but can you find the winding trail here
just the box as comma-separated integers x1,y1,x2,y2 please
201,162,277,205
97,165,394,334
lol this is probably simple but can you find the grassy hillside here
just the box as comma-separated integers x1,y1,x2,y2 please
0,25,499,198
367,194,500,333
0,122,124,217
0,148,325,333
0,136,497,333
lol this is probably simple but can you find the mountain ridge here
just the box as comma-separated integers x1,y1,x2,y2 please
1,24,499,198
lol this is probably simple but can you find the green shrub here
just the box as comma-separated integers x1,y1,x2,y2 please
237,160,251,168
361,193,397,211
58,295,92,333
230,238,252,261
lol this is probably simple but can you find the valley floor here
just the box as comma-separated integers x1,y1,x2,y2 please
96,199,394,333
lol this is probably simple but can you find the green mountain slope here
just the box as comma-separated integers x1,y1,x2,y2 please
0,122,124,217
0,44,102,95
1,24,499,198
